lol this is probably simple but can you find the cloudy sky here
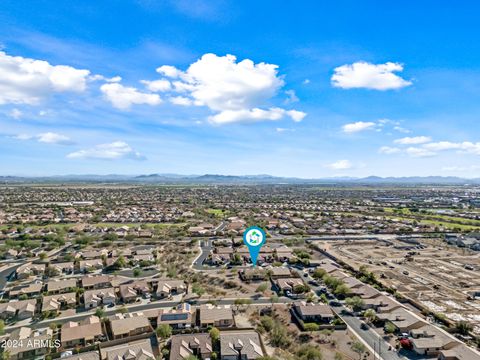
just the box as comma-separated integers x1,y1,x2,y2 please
1,1,480,177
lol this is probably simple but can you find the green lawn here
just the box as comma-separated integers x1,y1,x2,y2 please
205,208,226,217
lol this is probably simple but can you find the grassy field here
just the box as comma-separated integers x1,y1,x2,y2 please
384,207,480,226
205,208,227,217
383,215,480,231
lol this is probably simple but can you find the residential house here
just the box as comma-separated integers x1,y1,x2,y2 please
78,249,108,259
79,259,104,273
5,327,53,360
61,351,100,360
9,282,43,298
109,313,152,340
268,267,291,279
157,303,193,330
292,301,334,324
47,278,78,294
377,307,426,333
342,276,364,290
100,339,155,360
363,295,402,313
438,343,480,360
155,280,187,298
42,292,76,313
82,275,112,290
84,288,116,309
199,305,234,328
274,246,294,262
61,315,104,348
238,268,266,283
219,330,264,360
0,299,36,320
274,278,305,293
351,285,381,299
410,324,460,356
50,262,75,275
16,263,45,279
170,333,213,360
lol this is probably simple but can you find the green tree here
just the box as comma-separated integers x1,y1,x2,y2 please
133,268,142,277
209,327,220,343
156,324,172,339
351,341,366,359
455,321,473,335
114,255,127,269
363,308,377,323
296,344,323,360
260,316,275,332
0,320,5,335
345,296,364,311
256,283,268,293
384,321,396,334
95,308,105,319
184,356,199,360
333,284,350,297
270,322,291,348
334,353,344,360
312,268,327,280
303,322,319,333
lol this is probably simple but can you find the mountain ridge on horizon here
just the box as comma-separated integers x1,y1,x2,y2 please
0,173,479,185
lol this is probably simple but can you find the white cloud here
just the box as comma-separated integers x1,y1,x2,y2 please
0,51,90,105
37,132,73,145
379,146,401,154
152,53,306,124
169,96,193,106
13,134,33,140
156,65,182,78
303,79,310,84
331,61,412,90
12,131,73,145
342,121,376,133
284,90,299,103
100,83,162,110
406,147,436,158
67,141,144,160
276,127,295,133
8,108,23,119
208,107,305,125
393,125,411,133
327,159,352,170
394,136,432,145
141,79,171,92
423,141,480,155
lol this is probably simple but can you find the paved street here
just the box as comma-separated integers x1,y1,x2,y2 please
331,304,403,360
191,239,213,270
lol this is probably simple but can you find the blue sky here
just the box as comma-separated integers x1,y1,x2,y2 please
1,1,480,177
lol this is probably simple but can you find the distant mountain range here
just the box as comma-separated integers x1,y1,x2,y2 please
1,174,480,185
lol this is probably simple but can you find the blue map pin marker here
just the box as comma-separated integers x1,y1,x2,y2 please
243,226,266,267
